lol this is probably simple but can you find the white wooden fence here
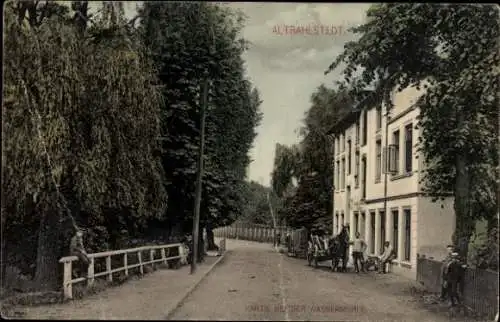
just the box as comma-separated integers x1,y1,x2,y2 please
213,225,288,243
59,243,186,300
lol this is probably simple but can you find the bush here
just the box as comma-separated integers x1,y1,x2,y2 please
469,227,499,271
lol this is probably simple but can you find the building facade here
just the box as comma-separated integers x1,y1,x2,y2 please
330,85,455,279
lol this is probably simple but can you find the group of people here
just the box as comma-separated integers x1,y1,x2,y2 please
306,225,397,274
349,229,396,274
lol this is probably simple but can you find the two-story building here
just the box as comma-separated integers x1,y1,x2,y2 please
328,84,455,279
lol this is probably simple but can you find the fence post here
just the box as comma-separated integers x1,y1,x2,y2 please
106,256,113,282
150,250,155,270
63,261,73,300
138,251,144,274
87,257,95,287
123,253,128,277
161,248,167,265
179,244,186,264
218,238,226,255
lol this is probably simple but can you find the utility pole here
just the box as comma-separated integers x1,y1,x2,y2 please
191,77,209,275
383,107,391,254
266,192,278,246
266,192,277,228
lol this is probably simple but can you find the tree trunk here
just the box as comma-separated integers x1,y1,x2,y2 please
206,223,218,251
33,207,62,291
197,226,205,263
453,151,474,262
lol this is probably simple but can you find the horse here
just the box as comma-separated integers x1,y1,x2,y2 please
328,235,348,272
337,227,350,272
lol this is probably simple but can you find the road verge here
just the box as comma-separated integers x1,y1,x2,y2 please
164,252,228,320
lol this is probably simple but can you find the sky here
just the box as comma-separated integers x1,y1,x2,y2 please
105,2,371,187
227,3,370,186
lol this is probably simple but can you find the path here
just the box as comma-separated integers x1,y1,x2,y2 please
6,256,221,320
170,239,461,321
5,239,469,321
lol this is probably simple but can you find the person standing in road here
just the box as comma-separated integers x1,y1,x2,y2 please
443,252,466,306
440,244,455,301
276,232,282,247
350,232,366,273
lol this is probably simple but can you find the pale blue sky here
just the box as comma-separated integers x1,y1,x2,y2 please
230,3,370,186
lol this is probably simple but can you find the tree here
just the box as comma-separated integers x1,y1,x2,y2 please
3,0,167,289
325,4,499,259
139,2,262,249
271,143,300,198
271,86,352,232
237,181,280,227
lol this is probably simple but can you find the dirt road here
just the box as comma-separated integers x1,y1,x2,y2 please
170,239,458,321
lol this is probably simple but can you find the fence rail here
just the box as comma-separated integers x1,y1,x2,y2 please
417,254,499,319
59,243,186,299
213,225,288,243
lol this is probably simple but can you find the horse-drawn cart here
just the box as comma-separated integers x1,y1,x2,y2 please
307,236,334,269
307,246,331,268
287,227,308,258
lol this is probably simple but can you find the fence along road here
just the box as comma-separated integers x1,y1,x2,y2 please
59,243,187,299
213,224,288,243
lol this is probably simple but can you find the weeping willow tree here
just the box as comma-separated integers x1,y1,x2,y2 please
3,1,166,290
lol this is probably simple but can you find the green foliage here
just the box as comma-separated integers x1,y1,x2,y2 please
139,2,262,233
271,144,300,198
325,4,499,256
272,86,351,231
3,0,166,286
469,226,499,271
237,181,275,226
3,0,261,290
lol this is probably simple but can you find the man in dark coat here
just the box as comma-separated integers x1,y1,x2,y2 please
440,245,455,301
443,252,466,306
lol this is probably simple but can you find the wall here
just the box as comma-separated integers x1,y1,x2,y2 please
417,196,455,260
390,83,427,116
386,108,420,197
364,105,385,201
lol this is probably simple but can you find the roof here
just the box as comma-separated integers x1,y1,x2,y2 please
326,109,361,135
326,90,379,136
